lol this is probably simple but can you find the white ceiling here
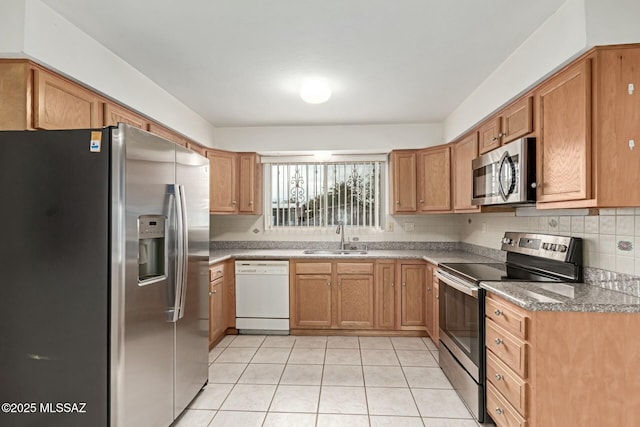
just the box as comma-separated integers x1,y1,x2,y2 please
42,0,565,127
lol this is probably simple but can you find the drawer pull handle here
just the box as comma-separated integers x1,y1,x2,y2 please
494,309,503,316
495,374,504,381
494,338,503,345
495,408,504,415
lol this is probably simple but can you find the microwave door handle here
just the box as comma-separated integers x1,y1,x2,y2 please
498,152,516,201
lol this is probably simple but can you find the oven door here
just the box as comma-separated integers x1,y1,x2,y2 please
437,270,482,381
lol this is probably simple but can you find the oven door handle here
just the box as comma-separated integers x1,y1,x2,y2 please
436,270,479,298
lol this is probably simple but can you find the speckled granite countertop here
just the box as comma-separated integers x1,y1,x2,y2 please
209,249,496,266
481,281,640,313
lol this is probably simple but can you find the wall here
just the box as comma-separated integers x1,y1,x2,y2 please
213,123,443,154
460,209,640,276
2,0,216,146
585,0,640,45
0,0,25,54
211,214,460,243
443,0,588,142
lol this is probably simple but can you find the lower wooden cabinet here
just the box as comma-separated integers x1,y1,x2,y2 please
336,274,375,328
293,273,333,328
399,262,426,328
425,263,439,342
209,260,235,348
209,277,225,345
375,260,396,329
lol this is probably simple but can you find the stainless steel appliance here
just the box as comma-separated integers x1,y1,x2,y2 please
0,124,210,427
235,260,290,333
471,137,536,206
437,232,582,422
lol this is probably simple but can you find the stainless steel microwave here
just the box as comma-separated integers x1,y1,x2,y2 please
471,137,536,206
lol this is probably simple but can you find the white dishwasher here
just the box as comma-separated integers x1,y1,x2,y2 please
235,260,290,334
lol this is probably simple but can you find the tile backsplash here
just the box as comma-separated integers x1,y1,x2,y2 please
459,208,640,276
210,208,640,277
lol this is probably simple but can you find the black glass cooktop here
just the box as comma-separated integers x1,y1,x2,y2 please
439,262,561,283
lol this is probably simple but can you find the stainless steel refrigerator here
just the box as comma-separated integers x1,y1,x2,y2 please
0,124,210,427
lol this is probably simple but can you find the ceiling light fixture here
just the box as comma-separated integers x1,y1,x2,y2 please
300,78,332,104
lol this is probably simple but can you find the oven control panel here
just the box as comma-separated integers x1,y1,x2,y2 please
501,232,580,262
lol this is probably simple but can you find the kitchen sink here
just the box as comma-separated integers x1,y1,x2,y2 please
302,249,368,255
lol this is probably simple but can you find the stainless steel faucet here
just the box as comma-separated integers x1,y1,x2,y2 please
336,222,346,250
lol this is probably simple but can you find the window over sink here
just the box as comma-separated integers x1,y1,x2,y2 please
264,159,384,230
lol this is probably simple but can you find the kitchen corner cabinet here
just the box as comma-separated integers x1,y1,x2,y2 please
452,132,480,212
375,260,396,329
417,146,452,212
208,150,262,214
485,292,640,427
399,261,426,328
389,150,418,214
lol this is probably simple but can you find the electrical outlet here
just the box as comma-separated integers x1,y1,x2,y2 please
404,222,415,232
387,222,394,232
481,223,487,232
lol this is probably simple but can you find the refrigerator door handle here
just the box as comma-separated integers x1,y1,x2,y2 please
170,184,184,323
178,185,189,319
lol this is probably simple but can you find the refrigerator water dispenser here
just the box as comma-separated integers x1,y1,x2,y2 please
138,215,167,285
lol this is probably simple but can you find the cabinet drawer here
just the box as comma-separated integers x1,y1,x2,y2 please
486,320,527,378
486,350,528,417
486,296,528,339
295,262,332,274
210,277,223,292
336,262,374,274
210,264,224,282
487,383,527,427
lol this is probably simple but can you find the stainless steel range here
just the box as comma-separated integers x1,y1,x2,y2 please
436,232,583,423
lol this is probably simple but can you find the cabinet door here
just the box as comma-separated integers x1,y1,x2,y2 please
433,273,439,344
209,278,225,346
104,102,149,129
502,96,533,144
148,122,189,147
238,153,262,214
375,261,396,329
33,69,102,129
478,116,502,154
293,274,332,328
418,146,451,212
425,265,434,338
595,48,640,207
336,274,374,329
207,150,238,213
400,264,426,327
0,62,31,130
453,133,480,211
537,59,592,203
390,151,417,213
223,259,236,329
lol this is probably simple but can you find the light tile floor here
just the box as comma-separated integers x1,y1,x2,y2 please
173,335,494,427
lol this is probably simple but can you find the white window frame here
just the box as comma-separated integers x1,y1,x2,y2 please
262,155,387,231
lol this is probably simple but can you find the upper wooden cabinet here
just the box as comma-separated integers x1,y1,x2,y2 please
478,116,502,154
452,132,480,212
389,150,418,214
103,102,149,129
148,123,189,147
417,145,451,212
478,96,533,155
207,149,238,213
238,153,262,214
536,59,592,204
207,150,262,214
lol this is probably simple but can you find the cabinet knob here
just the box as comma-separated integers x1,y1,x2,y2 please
232,200,237,205
420,199,424,204
396,200,400,205
208,291,212,296
391,282,395,287
498,132,507,138
327,282,331,286
427,287,431,291
402,282,406,287
494,309,503,316
495,408,504,415
249,200,253,205
213,290,217,294
531,182,539,189
491,136,499,141
495,374,504,381
494,338,503,345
